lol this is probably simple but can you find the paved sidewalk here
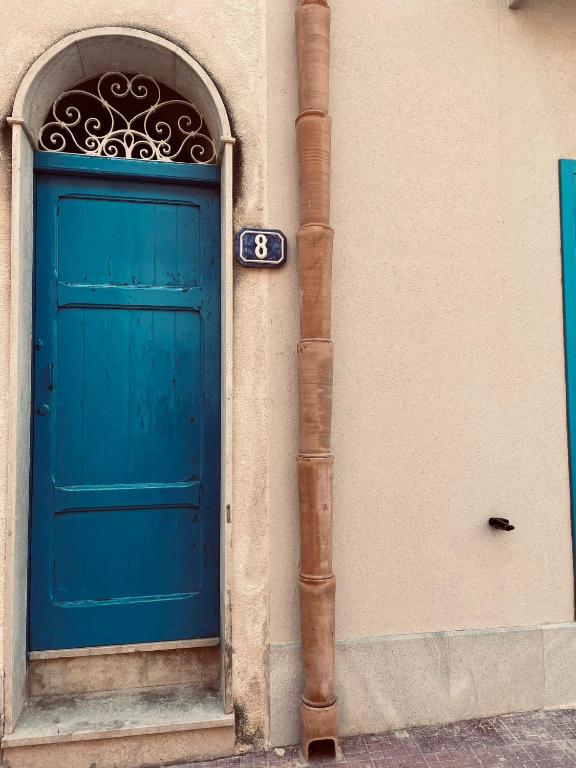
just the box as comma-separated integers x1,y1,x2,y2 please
177,709,576,768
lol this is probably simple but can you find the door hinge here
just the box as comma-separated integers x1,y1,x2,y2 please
226,504,231,523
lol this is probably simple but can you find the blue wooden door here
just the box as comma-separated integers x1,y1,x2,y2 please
30,153,221,650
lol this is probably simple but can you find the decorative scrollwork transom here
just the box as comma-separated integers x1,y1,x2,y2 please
39,72,217,164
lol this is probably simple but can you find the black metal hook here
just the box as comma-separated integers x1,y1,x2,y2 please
489,517,515,531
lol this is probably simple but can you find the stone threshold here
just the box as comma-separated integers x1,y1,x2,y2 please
1,683,233,748
28,637,219,660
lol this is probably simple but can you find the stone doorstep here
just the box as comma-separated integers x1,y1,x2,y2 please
28,643,221,697
1,726,236,768
1,683,234,748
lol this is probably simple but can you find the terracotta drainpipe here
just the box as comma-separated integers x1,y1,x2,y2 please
295,0,337,759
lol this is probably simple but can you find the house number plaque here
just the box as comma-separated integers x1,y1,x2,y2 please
236,228,287,268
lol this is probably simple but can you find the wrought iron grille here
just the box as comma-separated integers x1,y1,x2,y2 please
39,72,216,164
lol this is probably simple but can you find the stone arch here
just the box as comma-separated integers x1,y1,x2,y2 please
11,27,232,150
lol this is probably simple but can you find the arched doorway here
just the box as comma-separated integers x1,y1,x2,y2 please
31,70,221,651
5,28,234,732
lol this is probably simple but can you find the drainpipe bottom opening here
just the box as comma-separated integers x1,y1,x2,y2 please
301,700,338,761
307,739,338,761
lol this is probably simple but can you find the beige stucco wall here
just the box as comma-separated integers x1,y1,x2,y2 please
268,0,576,646
3,0,576,749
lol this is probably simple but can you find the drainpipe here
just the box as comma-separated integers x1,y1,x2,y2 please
295,0,337,759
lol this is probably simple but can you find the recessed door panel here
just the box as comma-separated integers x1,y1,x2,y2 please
55,308,202,485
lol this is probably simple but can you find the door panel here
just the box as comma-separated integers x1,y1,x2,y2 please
53,506,202,602
30,159,221,650
57,196,201,287
55,308,201,485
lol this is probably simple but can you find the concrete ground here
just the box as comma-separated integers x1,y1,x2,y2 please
174,709,576,768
